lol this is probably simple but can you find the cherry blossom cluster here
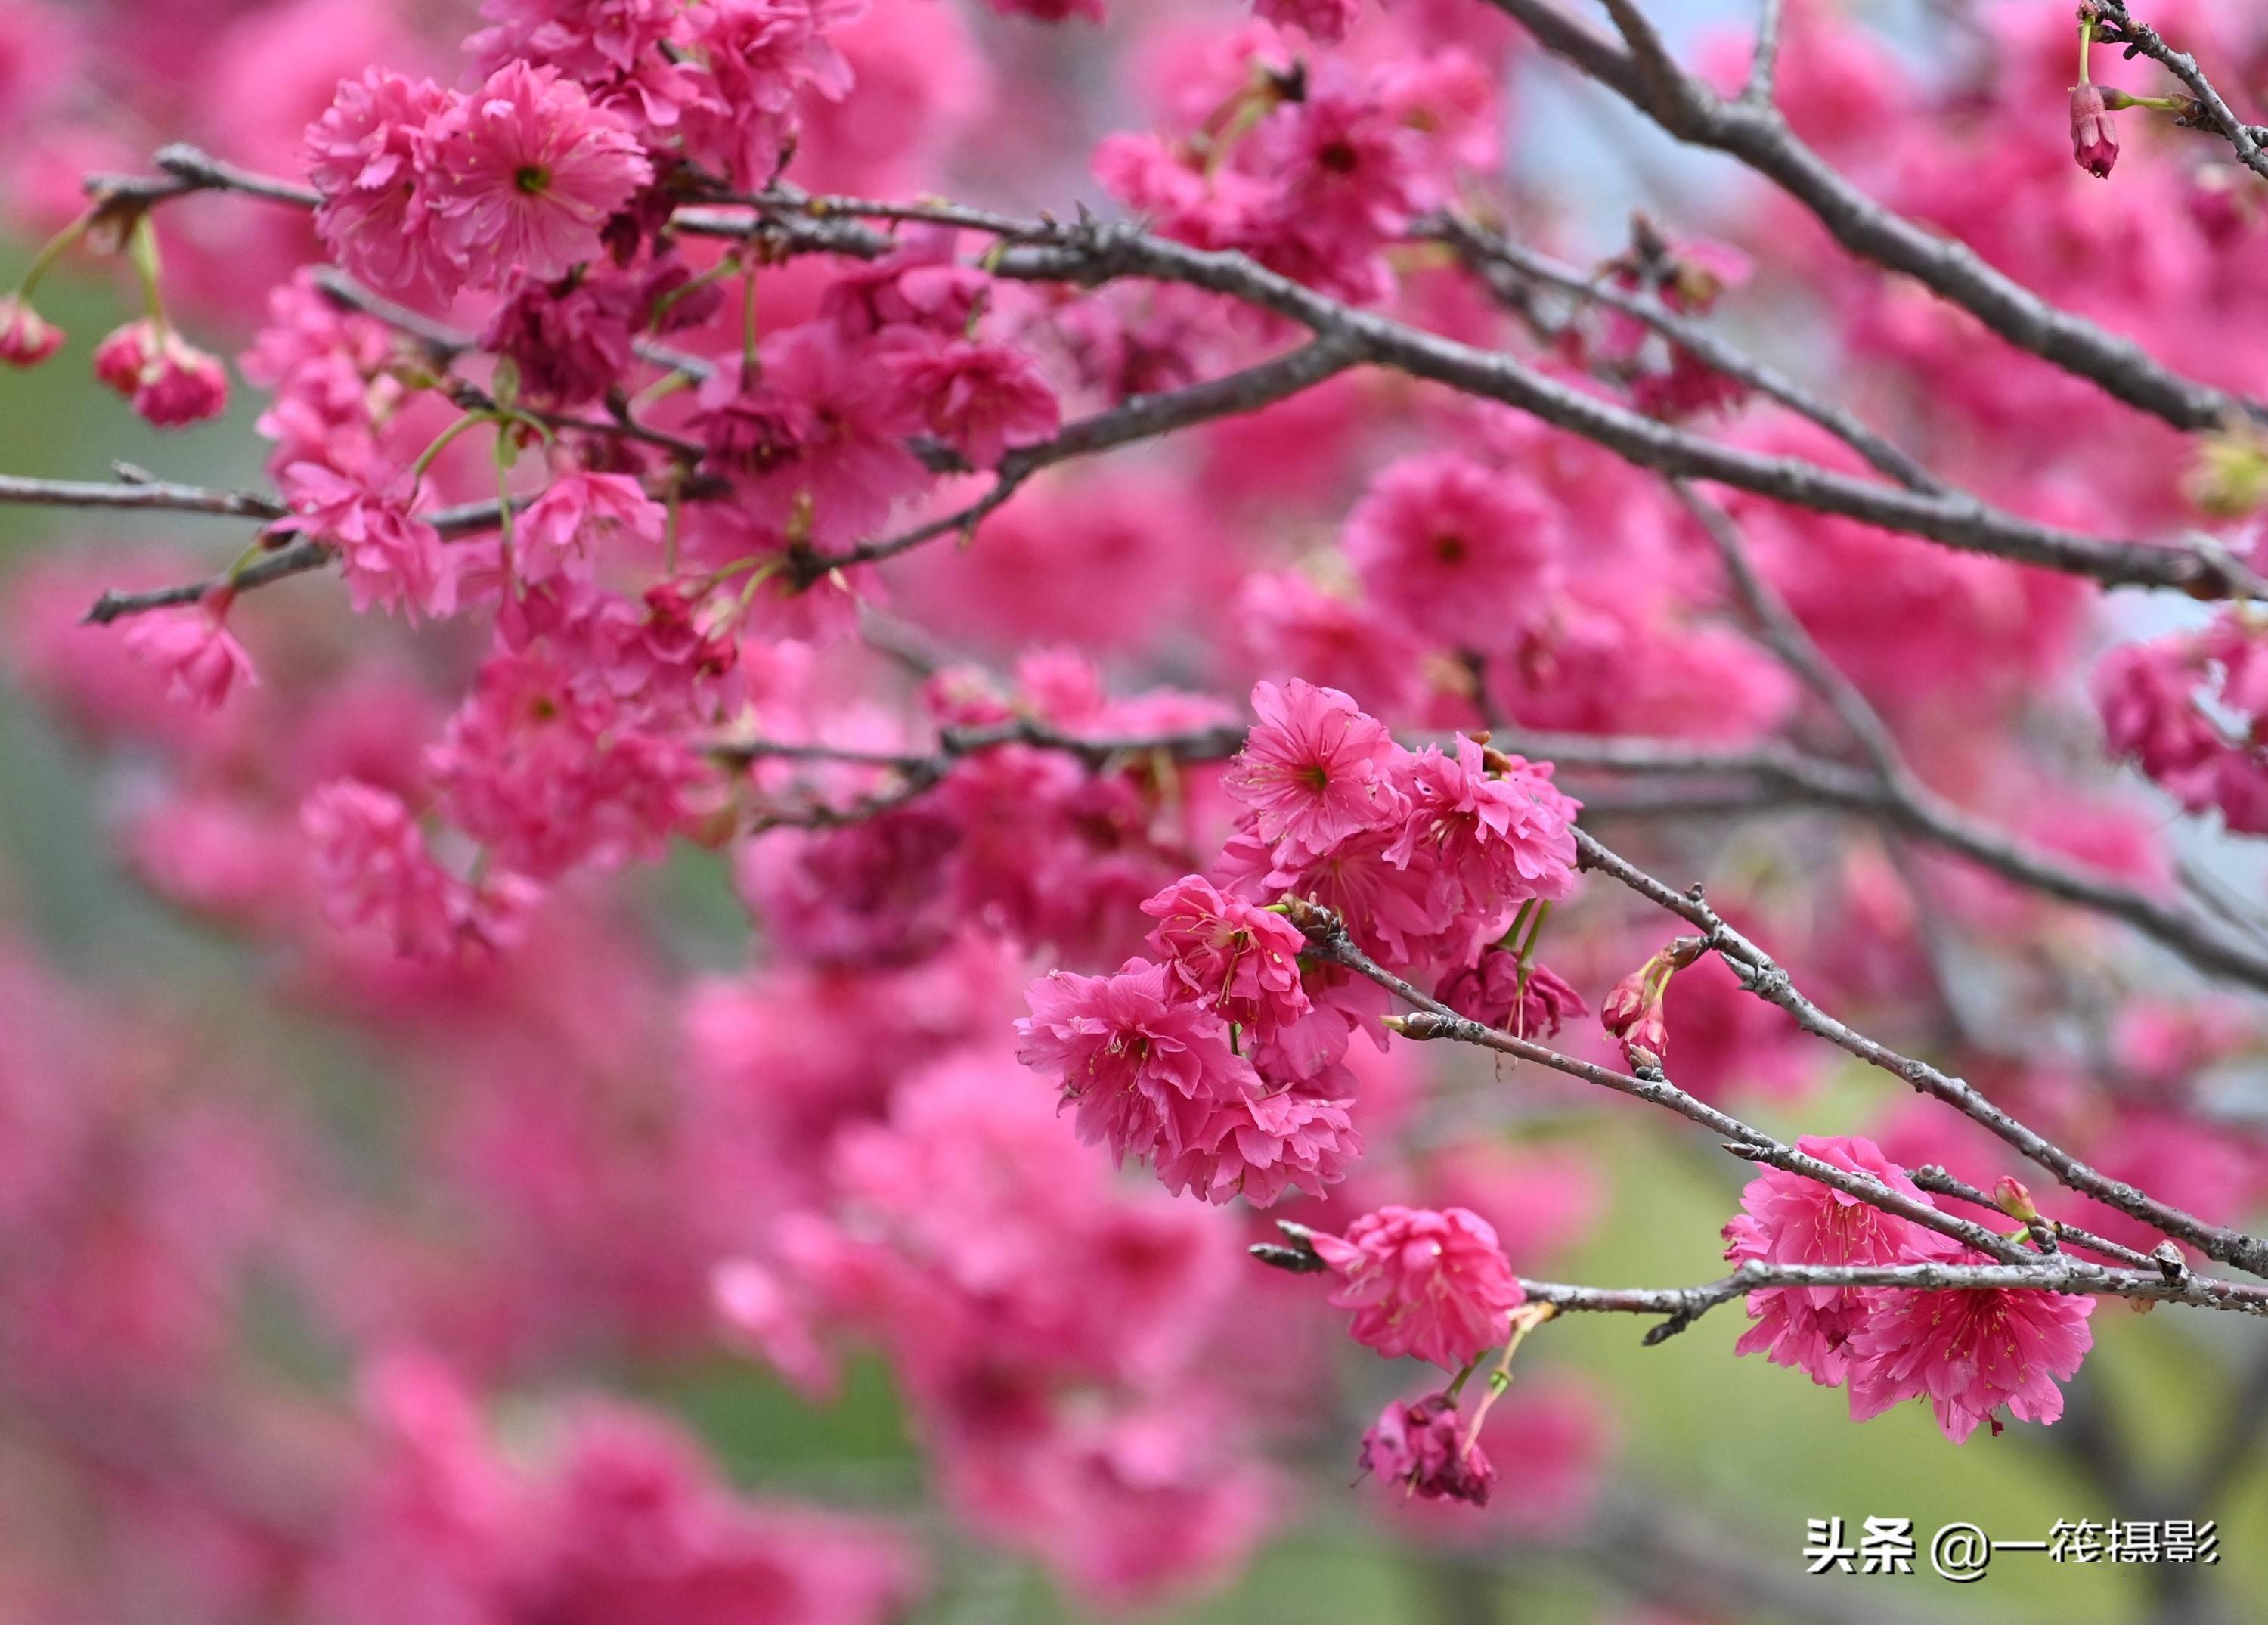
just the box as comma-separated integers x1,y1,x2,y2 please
1018,680,1579,1205
1724,1137,2094,1444
2096,607,2268,833
6,0,2268,1615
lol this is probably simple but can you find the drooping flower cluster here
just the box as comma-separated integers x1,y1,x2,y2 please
1018,680,1579,1204
1724,1136,2096,1443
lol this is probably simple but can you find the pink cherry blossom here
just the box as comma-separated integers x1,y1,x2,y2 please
426,60,652,288
1225,678,1403,857
1722,1135,1961,1388
1343,451,1563,653
91,320,229,427
692,324,929,547
1140,873,1311,1034
479,270,643,407
519,470,666,583
119,591,256,710
283,461,457,620
1438,951,1585,1038
1017,958,1287,1195
1359,1391,1494,1506
1256,0,1362,43
885,334,1061,470
1311,1205,1526,1369
0,293,62,367
1846,1264,2097,1443
1389,740,1581,928
302,779,536,961
305,69,460,302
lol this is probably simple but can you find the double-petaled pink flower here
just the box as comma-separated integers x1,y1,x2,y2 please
1722,1135,1959,1388
1312,1205,1526,1369
1359,1391,1494,1506
1846,1263,2096,1443
1225,678,1403,859
427,61,652,289
91,320,228,428
1141,874,1312,1036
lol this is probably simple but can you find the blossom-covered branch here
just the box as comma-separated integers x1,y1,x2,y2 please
1571,833,2268,1278
1483,0,2268,433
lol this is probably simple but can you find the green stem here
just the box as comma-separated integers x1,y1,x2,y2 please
2078,14,2095,86
407,410,497,488
127,216,168,334
11,209,98,300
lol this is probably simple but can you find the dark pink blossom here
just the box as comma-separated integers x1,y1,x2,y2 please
302,779,536,961
1847,1263,2096,1443
886,335,1061,470
519,471,666,584
427,61,652,288
1312,1205,1525,1369
1154,1085,1359,1206
1256,0,1361,42
305,69,459,302
283,462,457,620
1722,1135,1960,1388
91,321,229,428
675,0,863,187
1140,873,1311,1034
1359,1391,1494,1506
820,229,993,340
0,294,62,367
1343,451,1563,653
480,271,643,406
2070,83,2118,179
1387,740,1581,923
1438,951,1585,1038
1225,679,1403,858
692,324,928,546
1015,958,1265,1181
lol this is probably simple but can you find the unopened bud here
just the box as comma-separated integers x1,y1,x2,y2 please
1992,1175,2040,1223
2070,83,2120,178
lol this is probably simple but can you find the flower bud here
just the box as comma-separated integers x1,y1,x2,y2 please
0,295,63,368
1992,1174,2039,1223
2070,84,2119,178
1600,951,1676,1062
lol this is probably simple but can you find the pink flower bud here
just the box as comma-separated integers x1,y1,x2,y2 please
2070,84,2119,179
0,295,63,367
1993,1175,2040,1223
1600,956,1673,1062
